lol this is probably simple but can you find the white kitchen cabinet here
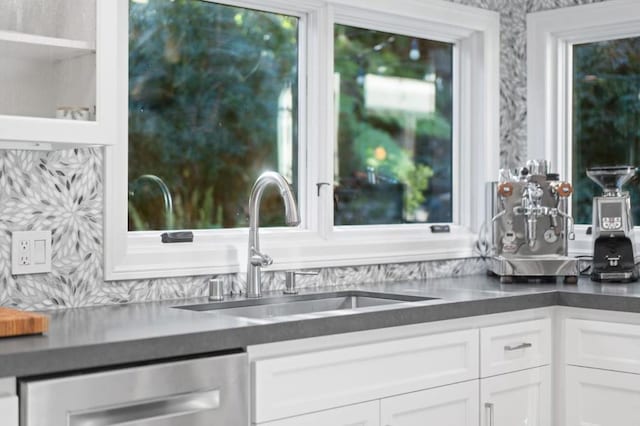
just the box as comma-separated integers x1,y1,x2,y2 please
480,318,551,377
261,401,380,426
0,0,118,149
252,328,478,423
249,309,554,426
0,395,18,426
380,380,479,426
0,377,18,426
565,318,640,374
480,366,551,426
565,365,640,426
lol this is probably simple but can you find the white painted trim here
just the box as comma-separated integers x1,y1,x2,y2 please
104,0,499,280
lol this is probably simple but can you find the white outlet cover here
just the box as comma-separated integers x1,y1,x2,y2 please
11,230,52,275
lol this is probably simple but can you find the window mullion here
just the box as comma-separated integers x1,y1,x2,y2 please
306,4,334,239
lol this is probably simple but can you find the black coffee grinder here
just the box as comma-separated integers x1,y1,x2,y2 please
587,166,638,282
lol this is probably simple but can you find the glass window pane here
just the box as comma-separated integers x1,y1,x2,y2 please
333,25,453,225
128,0,298,231
572,36,640,224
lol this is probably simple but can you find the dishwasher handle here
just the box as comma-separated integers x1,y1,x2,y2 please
70,389,220,426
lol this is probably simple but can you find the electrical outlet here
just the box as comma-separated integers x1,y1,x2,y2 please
11,231,52,275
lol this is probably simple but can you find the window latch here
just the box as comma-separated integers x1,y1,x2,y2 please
316,182,331,196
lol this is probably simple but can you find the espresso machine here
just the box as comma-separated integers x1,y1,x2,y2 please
487,160,578,283
587,166,638,282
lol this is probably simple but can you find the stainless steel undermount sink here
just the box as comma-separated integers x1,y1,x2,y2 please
175,291,438,320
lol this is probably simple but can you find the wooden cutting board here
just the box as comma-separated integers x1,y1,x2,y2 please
0,308,49,338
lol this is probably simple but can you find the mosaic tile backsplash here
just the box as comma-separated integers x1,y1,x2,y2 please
0,0,606,310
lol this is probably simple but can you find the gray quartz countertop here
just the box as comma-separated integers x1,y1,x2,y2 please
3,274,640,379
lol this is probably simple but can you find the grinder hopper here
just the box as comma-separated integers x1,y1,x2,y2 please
586,166,636,196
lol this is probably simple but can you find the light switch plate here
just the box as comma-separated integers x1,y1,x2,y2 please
11,230,52,275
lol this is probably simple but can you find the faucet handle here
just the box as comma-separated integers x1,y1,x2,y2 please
284,270,320,295
250,250,273,267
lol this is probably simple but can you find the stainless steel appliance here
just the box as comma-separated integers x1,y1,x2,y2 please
486,160,577,283
20,353,248,426
587,166,638,282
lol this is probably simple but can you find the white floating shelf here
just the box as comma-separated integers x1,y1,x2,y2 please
0,30,95,61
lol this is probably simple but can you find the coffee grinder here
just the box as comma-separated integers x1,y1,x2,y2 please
587,166,638,282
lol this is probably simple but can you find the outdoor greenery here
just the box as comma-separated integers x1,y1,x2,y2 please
128,0,298,230
572,37,640,225
334,25,453,224
128,1,453,231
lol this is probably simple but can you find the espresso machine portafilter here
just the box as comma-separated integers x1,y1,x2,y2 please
486,160,578,283
587,166,638,282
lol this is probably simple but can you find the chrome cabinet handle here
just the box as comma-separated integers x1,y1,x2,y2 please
504,342,532,351
485,402,494,426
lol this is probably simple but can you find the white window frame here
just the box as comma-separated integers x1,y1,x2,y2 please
527,0,640,256
104,0,499,280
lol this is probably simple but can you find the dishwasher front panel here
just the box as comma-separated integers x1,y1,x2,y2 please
20,353,248,426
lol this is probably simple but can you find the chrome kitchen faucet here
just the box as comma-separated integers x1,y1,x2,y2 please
246,171,300,298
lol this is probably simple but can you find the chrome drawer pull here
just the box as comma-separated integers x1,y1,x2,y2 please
485,402,494,426
504,342,532,351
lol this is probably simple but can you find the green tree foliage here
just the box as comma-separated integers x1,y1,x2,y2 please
334,25,453,224
572,37,640,224
128,0,298,230
128,1,454,230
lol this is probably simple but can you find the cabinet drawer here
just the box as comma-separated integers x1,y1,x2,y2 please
566,318,640,374
0,395,18,426
480,318,551,377
252,329,479,423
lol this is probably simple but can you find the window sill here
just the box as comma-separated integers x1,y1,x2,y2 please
569,225,640,258
105,225,476,281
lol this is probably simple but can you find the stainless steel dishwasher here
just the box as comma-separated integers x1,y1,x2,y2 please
19,352,248,426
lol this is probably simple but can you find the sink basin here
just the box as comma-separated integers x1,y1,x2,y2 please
176,291,438,319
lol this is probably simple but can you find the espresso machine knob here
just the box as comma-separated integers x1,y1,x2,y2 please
498,182,514,197
556,182,573,197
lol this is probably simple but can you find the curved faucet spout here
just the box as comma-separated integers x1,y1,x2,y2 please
247,171,300,298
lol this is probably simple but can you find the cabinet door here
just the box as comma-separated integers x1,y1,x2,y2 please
0,0,117,148
0,395,18,426
380,380,479,426
480,366,550,426
565,318,640,374
260,401,380,426
566,365,640,426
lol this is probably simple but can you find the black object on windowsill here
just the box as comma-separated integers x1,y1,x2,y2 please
430,225,450,233
161,231,194,243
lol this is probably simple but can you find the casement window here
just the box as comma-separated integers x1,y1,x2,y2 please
105,0,499,280
527,0,640,255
